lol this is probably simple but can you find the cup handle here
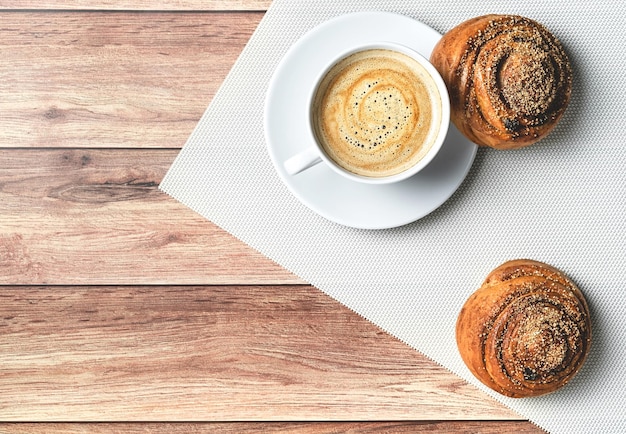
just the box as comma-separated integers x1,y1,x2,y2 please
283,146,322,175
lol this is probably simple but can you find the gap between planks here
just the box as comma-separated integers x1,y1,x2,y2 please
0,0,273,11
0,422,545,433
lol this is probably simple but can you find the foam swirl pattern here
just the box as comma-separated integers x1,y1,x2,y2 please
313,49,442,177
430,15,572,149
456,259,592,398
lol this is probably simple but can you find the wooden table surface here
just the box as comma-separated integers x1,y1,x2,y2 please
0,2,545,432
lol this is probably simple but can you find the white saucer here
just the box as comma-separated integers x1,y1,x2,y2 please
264,11,477,230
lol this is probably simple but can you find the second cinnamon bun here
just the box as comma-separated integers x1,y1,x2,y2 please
456,259,591,398
430,15,573,149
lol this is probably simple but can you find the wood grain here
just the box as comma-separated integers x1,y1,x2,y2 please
0,285,520,421
0,422,544,433
0,0,273,10
0,3,542,431
0,149,300,285
0,11,262,148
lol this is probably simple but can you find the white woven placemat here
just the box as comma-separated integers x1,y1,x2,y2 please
160,1,626,432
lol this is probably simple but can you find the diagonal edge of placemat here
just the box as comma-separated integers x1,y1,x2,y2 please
158,0,527,423
160,1,626,433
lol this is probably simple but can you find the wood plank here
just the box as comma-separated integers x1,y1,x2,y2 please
0,149,300,285
0,285,520,422
0,422,544,433
0,0,272,10
0,11,263,148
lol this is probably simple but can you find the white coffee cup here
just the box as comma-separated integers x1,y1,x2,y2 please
284,42,450,185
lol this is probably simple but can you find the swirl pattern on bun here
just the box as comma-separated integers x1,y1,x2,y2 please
430,15,573,149
456,259,591,398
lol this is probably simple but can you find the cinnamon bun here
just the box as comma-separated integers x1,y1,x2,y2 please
430,15,573,149
456,259,591,397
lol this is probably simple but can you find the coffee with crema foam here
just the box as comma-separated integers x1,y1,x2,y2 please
312,49,442,178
